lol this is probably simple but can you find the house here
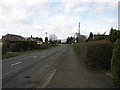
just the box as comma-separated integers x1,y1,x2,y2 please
25,35,43,45
25,38,34,41
2,34,24,43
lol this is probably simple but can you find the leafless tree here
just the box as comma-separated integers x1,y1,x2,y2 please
49,34,57,41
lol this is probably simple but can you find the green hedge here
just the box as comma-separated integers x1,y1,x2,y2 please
10,41,39,52
111,39,120,88
10,43,21,52
73,40,113,70
2,43,8,54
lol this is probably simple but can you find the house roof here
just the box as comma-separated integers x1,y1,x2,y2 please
2,34,24,42
6,34,23,37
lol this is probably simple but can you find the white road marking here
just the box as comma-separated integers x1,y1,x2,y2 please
11,62,21,66
40,69,57,88
33,56,38,58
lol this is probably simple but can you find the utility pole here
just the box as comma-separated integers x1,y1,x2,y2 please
118,2,120,40
78,22,80,42
45,32,47,37
79,22,80,36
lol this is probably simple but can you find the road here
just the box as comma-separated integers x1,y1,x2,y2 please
2,44,69,88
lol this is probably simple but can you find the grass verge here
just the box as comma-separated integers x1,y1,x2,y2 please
2,44,58,59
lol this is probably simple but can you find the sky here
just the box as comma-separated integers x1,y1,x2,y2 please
0,0,119,40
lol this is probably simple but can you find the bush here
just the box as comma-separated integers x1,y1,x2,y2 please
10,43,20,52
111,39,120,88
10,41,39,52
109,28,120,42
73,40,113,70
2,43,8,54
40,42,49,49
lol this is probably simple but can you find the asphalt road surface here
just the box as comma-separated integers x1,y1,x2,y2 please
2,44,69,88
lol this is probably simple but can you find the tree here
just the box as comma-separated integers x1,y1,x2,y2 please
76,37,79,43
109,28,120,42
66,37,74,44
49,34,57,41
45,37,48,42
86,32,93,42
49,34,57,44
94,32,109,41
79,35,86,42
111,39,120,88
39,37,43,42
67,37,70,44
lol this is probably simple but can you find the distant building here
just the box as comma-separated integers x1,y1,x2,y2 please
2,34,24,43
32,37,43,45
25,36,43,45
25,38,34,41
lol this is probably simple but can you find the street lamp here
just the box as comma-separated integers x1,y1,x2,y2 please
45,32,47,37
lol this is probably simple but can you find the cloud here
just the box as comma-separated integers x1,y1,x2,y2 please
0,0,48,23
45,13,82,39
0,0,118,39
91,2,118,14
74,6,89,13
101,17,117,24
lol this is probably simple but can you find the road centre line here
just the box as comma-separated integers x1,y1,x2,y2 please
11,62,21,66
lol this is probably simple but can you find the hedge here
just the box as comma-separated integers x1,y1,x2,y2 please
2,43,8,54
73,40,113,70
10,43,21,52
111,39,120,88
10,41,39,52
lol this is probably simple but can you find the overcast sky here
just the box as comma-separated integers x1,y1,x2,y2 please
0,0,119,40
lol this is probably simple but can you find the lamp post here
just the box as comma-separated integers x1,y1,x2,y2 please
45,32,47,37
78,22,81,42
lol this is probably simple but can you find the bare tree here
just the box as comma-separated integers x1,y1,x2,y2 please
49,34,57,41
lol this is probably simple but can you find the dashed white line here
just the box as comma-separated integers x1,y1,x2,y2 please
11,62,21,66
33,56,38,58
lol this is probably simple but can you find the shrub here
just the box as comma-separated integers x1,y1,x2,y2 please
10,41,39,52
40,42,49,49
86,41,113,70
109,28,120,42
111,39,120,88
10,43,20,52
73,40,113,70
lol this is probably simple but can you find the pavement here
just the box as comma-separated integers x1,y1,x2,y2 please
46,46,114,88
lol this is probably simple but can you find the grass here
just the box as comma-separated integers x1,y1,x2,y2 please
2,53,18,59
2,44,58,59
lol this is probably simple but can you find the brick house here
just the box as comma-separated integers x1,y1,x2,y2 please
2,34,24,43
25,37,43,45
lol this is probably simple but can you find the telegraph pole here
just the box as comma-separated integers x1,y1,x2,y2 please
79,22,80,36
78,22,80,42
45,32,47,37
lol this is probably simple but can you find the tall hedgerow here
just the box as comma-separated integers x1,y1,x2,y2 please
111,39,120,88
73,40,113,70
